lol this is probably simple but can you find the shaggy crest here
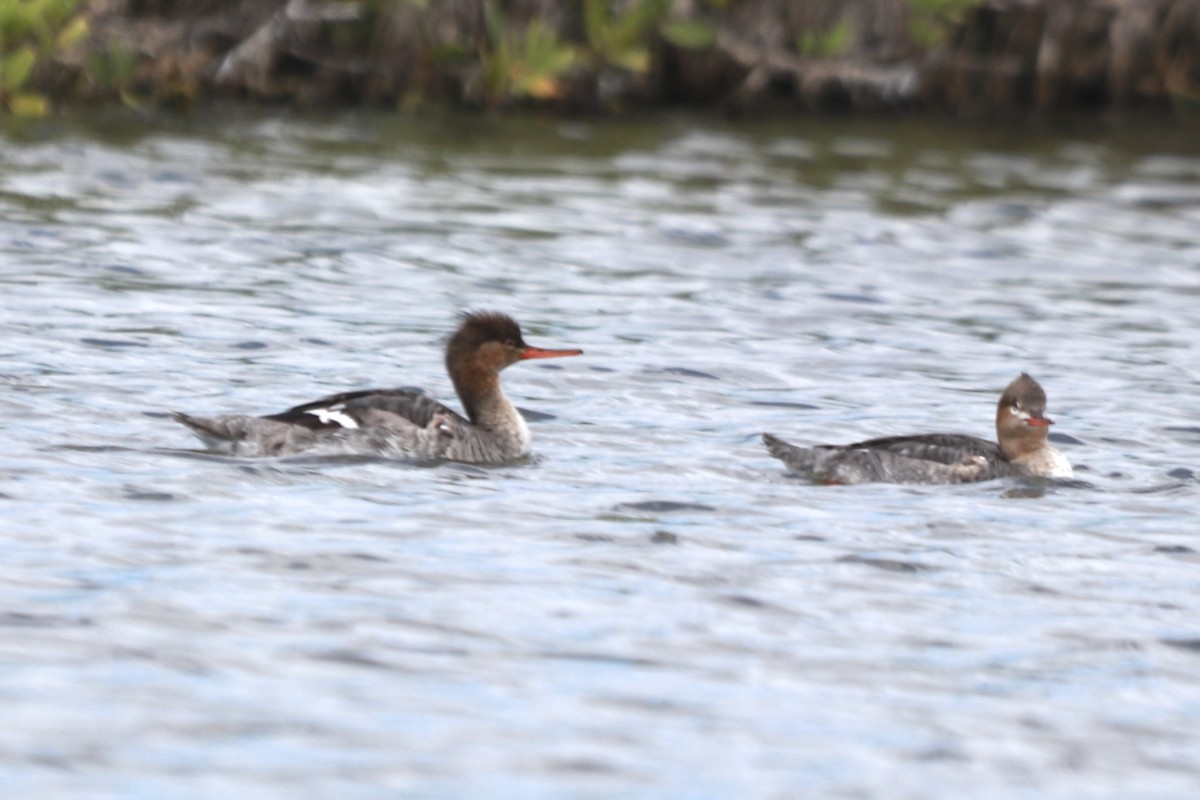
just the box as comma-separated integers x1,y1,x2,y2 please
447,311,525,355
1000,372,1046,413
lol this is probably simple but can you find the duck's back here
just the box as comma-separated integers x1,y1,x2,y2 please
175,387,467,458
763,432,1015,485
843,433,1003,465
264,387,464,431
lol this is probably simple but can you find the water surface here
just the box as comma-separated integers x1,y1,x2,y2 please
2,111,1199,798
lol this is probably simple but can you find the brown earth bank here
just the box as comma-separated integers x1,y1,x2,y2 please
36,0,1200,114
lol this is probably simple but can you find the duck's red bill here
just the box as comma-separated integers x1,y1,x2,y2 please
520,346,583,360
1026,417,1053,427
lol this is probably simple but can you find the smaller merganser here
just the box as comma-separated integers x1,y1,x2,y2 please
763,373,1073,484
174,311,582,463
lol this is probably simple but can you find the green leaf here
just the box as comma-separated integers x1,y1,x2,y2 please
40,0,78,29
660,19,716,50
0,46,37,92
611,0,669,51
8,91,49,117
25,6,52,52
582,0,610,51
55,14,88,50
118,88,143,111
797,20,851,58
430,42,468,64
609,46,649,73
0,6,29,43
523,21,575,75
483,0,505,47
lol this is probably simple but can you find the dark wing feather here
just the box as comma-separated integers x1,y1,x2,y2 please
263,388,467,431
840,433,1004,466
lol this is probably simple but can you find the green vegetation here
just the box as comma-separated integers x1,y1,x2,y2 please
85,41,139,107
0,0,88,116
0,0,725,113
582,0,715,71
480,0,715,106
482,0,577,104
583,0,665,73
659,18,716,51
0,0,1185,116
796,19,852,59
908,0,984,49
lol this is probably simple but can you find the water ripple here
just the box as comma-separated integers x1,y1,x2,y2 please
0,113,1198,798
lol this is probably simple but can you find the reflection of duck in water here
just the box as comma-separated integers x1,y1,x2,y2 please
175,311,582,463
763,373,1073,484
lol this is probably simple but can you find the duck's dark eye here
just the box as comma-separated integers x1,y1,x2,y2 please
505,339,518,349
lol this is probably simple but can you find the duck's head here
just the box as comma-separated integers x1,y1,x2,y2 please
445,311,582,377
995,372,1054,459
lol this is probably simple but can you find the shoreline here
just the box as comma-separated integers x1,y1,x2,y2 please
19,0,1200,117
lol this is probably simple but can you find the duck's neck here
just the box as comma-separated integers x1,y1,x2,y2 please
998,427,1048,462
451,367,530,459
452,366,520,428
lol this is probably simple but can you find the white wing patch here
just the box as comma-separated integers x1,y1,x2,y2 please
306,407,359,429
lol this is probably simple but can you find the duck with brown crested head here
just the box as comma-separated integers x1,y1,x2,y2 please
762,373,1073,484
174,311,583,463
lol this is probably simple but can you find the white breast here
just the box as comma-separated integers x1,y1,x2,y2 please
1018,447,1073,478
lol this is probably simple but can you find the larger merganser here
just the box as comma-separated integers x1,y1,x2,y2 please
174,311,582,463
762,373,1073,484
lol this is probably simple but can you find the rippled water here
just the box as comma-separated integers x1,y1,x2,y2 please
2,110,1199,798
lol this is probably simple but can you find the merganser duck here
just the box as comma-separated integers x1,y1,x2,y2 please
174,311,582,463
762,373,1073,484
